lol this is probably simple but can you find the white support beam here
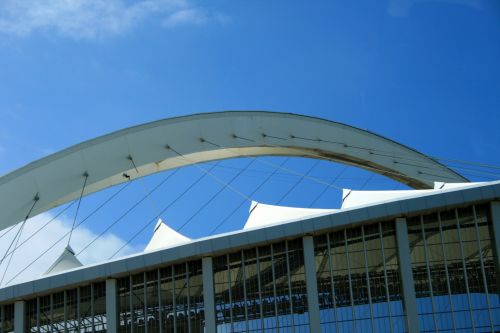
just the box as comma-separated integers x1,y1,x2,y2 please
303,236,321,332
202,257,216,333
490,201,500,293
0,111,465,232
14,301,25,333
106,279,118,333
395,218,419,333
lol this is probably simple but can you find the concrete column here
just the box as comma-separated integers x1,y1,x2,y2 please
490,201,500,294
302,236,321,332
106,279,119,333
202,257,216,333
395,218,419,333
14,301,25,333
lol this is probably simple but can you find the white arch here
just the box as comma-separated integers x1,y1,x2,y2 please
0,111,466,230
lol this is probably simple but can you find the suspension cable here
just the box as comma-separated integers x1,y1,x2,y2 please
388,159,500,178
203,162,416,184
3,181,131,260
362,171,376,189
209,158,290,235
234,134,470,183
128,155,162,220
76,169,179,257
0,194,39,286
5,181,132,286
450,171,496,181
7,130,496,285
289,133,500,179
244,133,497,188
168,145,253,202
263,132,500,184
4,202,75,258
432,157,500,171
309,165,349,207
0,224,20,241
108,162,220,259
67,172,89,247
201,137,346,191
176,158,255,232
276,160,320,205
261,134,429,180
5,229,68,286
0,194,39,267
291,133,500,171
203,150,499,181
443,167,499,179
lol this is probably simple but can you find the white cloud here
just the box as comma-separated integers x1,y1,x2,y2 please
0,0,221,39
0,212,142,287
163,8,207,27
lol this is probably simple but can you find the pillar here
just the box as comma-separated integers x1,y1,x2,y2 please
202,257,216,333
14,301,25,333
395,218,419,333
302,236,321,332
106,279,118,333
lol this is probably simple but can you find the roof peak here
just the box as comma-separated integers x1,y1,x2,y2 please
244,201,337,230
43,245,83,276
144,218,191,252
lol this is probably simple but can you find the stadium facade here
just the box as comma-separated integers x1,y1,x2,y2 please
0,112,498,333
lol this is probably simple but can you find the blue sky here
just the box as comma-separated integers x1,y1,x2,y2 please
0,0,499,284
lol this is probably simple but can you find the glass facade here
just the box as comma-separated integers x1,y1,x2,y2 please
314,221,406,333
0,201,499,333
0,304,14,333
117,259,204,333
213,238,309,333
407,203,500,332
24,281,106,333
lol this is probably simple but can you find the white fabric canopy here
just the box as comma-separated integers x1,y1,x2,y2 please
341,182,484,209
243,201,337,230
144,218,191,252
44,245,83,276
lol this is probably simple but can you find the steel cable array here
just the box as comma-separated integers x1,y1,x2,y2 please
2,129,499,286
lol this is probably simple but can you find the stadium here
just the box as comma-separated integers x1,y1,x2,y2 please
0,111,498,333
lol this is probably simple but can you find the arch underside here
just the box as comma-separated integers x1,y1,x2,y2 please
0,111,467,230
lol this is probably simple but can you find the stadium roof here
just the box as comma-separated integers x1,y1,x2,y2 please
1,180,498,303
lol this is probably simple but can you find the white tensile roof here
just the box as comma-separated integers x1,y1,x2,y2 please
40,181,494,275
244,183,484,230
341,182,485,209
243,200,338,230
144,218,191,252
44,245,83,276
